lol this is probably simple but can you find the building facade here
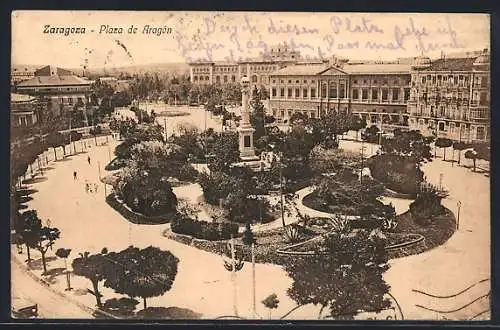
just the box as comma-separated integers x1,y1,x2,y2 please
11,66,36,86
11,93,38,127
188,44,305,87
407,51,490,143
15,65,93,119
268,58,411,128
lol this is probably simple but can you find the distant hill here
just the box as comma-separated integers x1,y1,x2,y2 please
12,62,190,77
78,62,190,77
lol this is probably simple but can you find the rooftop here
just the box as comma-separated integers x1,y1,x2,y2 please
423,57,477,71
342,63,412,75
271,63,328,76
17,75,92,87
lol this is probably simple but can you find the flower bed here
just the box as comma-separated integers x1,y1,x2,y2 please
106,193,174,225
163,225,316,266
170,216,238,241
387,208,456,259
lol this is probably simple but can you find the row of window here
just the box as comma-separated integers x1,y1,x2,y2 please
214,67,238,73
193,75,210,81
352,88,410,102
413,120,487,140
271,87,317,98
413,74,485,88
192,67,210,73
352,78,410,86
271,108,317,118
215,75,237,83
272,79,317,84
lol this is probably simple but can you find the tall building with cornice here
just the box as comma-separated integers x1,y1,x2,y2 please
407,50,490,143
15,65,93,121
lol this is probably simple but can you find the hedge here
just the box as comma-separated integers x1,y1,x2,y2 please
106,193,173,225
170,216,238,241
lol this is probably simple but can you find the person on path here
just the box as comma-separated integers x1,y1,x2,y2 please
73,171,77,180
88,156,91,165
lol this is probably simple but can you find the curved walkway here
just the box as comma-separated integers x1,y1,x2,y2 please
13,137,490,320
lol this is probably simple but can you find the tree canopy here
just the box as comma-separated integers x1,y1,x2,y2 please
104,246,179,309
284,230,391,320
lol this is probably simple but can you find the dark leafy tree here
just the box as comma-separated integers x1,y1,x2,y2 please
104,246,179,310
409,183,449,225
452,141,469,165
72,248,110,308
262,293,279,319
284,230,391,320
55,248,72,269
465,150,478,172
242,222,256,246
208,132,240,173
435,138,453,161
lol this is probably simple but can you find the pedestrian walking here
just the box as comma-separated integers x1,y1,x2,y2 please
73,171,77,180
88,156,91,165
85,181,89,194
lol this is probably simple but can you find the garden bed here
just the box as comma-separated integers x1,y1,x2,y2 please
158,111,190,117
387,207,456,259
163,225,316,266
106,193,175,225
302,191,388,217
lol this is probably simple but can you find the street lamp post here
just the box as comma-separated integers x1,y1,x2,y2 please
457,201,462,230
360,140,365,184
279,153,286,228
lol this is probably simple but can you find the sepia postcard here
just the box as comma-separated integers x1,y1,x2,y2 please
10,11,490,321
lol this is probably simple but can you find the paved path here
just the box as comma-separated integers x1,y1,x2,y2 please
11,261,93,319
13,137,489,320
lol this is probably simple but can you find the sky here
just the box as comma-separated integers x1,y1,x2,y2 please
12,11,490,69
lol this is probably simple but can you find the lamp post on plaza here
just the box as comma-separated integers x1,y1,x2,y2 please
456,200,462,230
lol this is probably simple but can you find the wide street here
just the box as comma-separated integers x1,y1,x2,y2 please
12,122,490,320
12,261,93,319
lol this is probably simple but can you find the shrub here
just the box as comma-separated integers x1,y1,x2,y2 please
283,225,301,243
368,154,424,195
171,216,238,241
409,184,448,226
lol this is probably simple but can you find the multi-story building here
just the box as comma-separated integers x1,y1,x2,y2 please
11,93,38,127
407,51,490,142
11,66,36,86
188,44,302,87
15,65,93,120
267,57,411,127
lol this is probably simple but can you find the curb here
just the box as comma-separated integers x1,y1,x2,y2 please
11,251,119,319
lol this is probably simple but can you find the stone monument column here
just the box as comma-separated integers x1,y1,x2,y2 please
237,77,259,160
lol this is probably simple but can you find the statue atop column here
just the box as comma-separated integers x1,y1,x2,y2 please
237,76,259,161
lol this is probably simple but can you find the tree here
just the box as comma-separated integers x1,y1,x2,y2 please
17,210,41,262
284,230,391,320
435,138,453,161
18,210,60,274
348,116,367,140
465,149,478,172
118,164,178,216
262,293,279,319
208,132,240,173
46,132,66,160
362,125,380,144
380,130,432,163
453,141,469,165
103,246,179,310
72,248,110,308
409,183,449,225
242,222,256,246
55,248,72,269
